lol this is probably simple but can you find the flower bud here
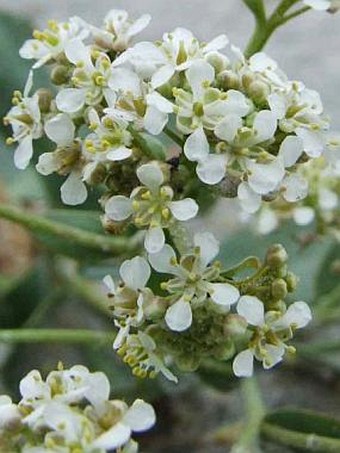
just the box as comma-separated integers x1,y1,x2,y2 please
285,271,299,293
100,214,127,234
143,297,167,320
83,163,107,185
265,244,288,268
205,51,229,74
37,89,53,113
271,278,288,300
218,70,241,90
213,339,235,360
175,353,201,372
224,314,247,336
50,65,70,85
247,81,270,103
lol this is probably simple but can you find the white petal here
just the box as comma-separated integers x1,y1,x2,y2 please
128,14,152,37
249,52,277,72
65,39,92,68
165,299,192,332
144,226,165,254
248,159,284,195
44,113,75,146
257,209,279,234
144,106,168,135
168,198,199,221
253,110,277,143
136,163,164,191
106,147,132,161
282,174,308,202
85,372,110,407
194,231,220,268
151,65,175,88
296,128,324,158
123,399,156,432
184,127,210,162
293,207,315,225
263,344,285,369
56,88,86,113
268,93,287,120
105,195,133,221
109,68,141,96
196,154,226,185
237,295,265,326
233,349,254,377
120,256,151,290
215,114,242,142
92,422,131,450
14,136,33,169
36,152,59,175
319,188,338,210
278,136,304,168
186,60,215,99
146,92,173,113
60,172,88,205
224,90,250,116
103,275,116,294
276,301,312,329
148,244,179,274
203,34,229,53
237,182,261,214
209,283,240,306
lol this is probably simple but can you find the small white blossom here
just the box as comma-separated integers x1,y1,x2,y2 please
19,17,89,68
4,72,43,169
105,162,199,253
149,232,240,332
91,9,151,52
233,296,312,377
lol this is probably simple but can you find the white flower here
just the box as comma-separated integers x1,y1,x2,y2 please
149,232,240,332
113,28,228,88
5,71,43,169
233,296,312,377
105,162,199,253
103,256,151,348
0,395,21,429
19,17,89,68
91,9,151,52
56,40,113,113
36,112,87,206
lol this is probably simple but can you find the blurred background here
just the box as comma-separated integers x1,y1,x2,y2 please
0,1,339,451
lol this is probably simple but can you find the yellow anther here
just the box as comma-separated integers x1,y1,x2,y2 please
160,282,168,290
47,20,59,32
32,30,44,40
6,137,15,145
287,346,296,355
141,191,151,200
132,200,140,211
162,208,170,220
170,257,177,266
95,75,106,86
149,370,157,379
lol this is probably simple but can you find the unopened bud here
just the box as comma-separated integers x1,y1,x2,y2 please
100,214,127,234
205,51,229,74
285,271,298,293
213,339,235,360
224,314,247,336
50,65,70,85
265,244,288,268
37,89,53,113
175,354,200,372
218,70,240,90
271,278,288,300
247,81,270,103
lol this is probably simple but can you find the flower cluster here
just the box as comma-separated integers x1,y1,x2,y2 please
5,9,333,214
248,152,340,238
0,364,155,452
104,236,311,381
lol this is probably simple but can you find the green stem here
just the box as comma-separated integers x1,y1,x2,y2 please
261,422,340,451
232,377,266,451
55,258,110,315
0,203,142,256
23,290,64,328
0,328,115,344
244,0,311,57
163,126,185,147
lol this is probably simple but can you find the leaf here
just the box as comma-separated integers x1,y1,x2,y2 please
262,408,340,452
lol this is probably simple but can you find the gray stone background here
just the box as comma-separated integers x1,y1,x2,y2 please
0,0,339,127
